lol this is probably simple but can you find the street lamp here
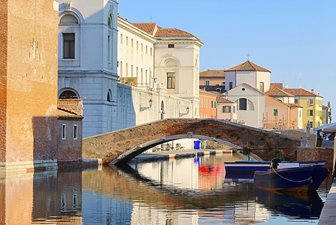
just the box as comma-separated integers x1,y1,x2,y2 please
179,106,190,117
140,99,153,111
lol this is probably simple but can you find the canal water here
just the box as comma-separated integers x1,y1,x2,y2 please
0,153,331,225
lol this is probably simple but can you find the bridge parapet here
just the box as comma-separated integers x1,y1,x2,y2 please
83,119,301,165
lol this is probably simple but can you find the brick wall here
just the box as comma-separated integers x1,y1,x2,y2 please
57,119,82,162
297,147,334,171
4,0,58,163
0,0,8,162
58,99,84,116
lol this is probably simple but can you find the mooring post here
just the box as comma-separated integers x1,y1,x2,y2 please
333,137,336,176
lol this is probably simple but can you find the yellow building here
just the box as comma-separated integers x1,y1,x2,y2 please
284,88,323,128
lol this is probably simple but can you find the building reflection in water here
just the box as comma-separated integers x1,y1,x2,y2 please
0,170,82,225
0,154,325,225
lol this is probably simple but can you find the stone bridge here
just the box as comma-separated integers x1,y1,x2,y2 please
83,119,301,165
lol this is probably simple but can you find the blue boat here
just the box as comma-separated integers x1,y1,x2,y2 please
254,165,329,192
224,160,326,179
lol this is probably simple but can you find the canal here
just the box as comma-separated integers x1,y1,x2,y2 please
0,153,332,224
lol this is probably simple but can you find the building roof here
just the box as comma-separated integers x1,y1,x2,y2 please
284,88,323,98
131,22,157,35
226,60,271,73
57,108,83,119
131,21,202,43
200,70,226,78
199,89,219,97
217,97,234,104
266,86,294,97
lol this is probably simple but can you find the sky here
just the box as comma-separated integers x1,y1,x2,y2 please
120,0,336,117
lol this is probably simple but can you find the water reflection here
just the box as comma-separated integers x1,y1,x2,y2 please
0,154,328,225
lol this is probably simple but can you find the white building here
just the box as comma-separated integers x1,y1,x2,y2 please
57,0,119,137
56,1,202,145
227,83,265,128
223,61,270,128
118,18,203,119
224,60,271,93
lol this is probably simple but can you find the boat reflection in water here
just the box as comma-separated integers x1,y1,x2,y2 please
0,154,328,225
255,189,324,219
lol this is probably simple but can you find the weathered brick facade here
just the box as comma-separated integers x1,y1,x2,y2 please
0,1,83,168
0,0,8,162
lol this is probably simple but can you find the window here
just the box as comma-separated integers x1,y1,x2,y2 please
146,46,148,54
145,70,148,84
167,72,176,89
126,36,128,46
131,39,133,48
107,15,113,28
239,98,247,110
259,82,265,92
141,68,143,84
120,61,123,76
73,124,78,140
150,48,152,56
120,34,123,44
309,110,314,116
60,14,79,26
131,65,134,76
63,33,75,59
233,106,236,113
107,35,111,63
309,98,314,105
136,41,139,50
273,109,278,116
141,43,143,52
229,82,233,90
223,106,231,113
107,89,112,102
211,101,217,108
59,90,79,99
294,98,299,104
205,80,210,86
168,44,175,48
62,124,66,140
136,67,139,78
126,63,128,76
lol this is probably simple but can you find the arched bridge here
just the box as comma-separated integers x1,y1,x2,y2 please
83,119,301,165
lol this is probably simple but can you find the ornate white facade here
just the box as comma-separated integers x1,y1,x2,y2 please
57,0,119,137
56,1,202,142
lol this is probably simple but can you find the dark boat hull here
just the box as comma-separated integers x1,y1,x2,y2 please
254,166,329,192
224,161,326,179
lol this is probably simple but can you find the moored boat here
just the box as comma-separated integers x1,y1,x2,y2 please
224,160,326,179
254,165,329,192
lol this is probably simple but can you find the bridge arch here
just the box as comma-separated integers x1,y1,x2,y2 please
83,119,300,166
114,134,240,165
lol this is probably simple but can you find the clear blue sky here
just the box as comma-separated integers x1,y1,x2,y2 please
120,0,336,117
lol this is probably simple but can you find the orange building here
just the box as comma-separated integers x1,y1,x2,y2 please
264,95,302,129
0,1,82,170
199,90,218,118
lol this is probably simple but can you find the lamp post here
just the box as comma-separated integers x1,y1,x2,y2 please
179,106,190,117
140,99,152,111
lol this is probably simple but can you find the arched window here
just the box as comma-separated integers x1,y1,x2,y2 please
107,89,112,102
239,98,247,110
59,90,79,99
60,14,79,26
108,15,113,28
